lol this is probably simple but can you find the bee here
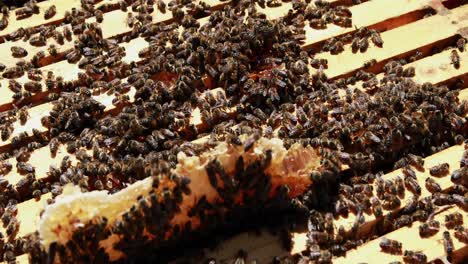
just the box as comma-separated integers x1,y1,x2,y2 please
10,46,27,59
63,26,72,42
450,49,460,69
395,215,412,228
329,40,344,55
18,107,29,125
419,220,440,238
126,12,135,28
48,44,58,57
363,59,377,68
402,166,417,180
44,5,57,20
450,169,464,184
392,176,405,197
15,6,34,20
404,176,421,195
53,30,65,45
359,37,369,53
429,163,450,177
371,197,383,218
49,138,59,157
266,0,282,7
0,160,12,174
8,79,22,93
379,238,402,255
351,37,360,53
310,58,328,69
370,29,383,47
45,71,56,91
445,212,463,229
66,49,81,64
407,154,424,172
94,10,104,23
424,177,441,193
119,0,128,11
3,66,24,79
443,231,454,260
0,15,8,31
31,51,46,66
432,193,453,206
5,218,19,237
16,162,35,175
382,194,401,210
27,69,42,81
157,0,166,13
29,35,46,47
403,250,427,264
454,226,468,243
24,81,42,93
452,193,468,211
457,37,466,52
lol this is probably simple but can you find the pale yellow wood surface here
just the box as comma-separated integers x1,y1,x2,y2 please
0,0,83,38
0,0,226,110
316,4,468,78
303,0,441,50
292,142,467,254
2,0,467,235
1,0,467,263
334,207,468,264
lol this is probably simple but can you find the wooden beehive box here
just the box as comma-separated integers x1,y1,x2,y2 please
0,0,466,263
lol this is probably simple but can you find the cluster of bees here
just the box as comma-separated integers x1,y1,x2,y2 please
0,0,464,263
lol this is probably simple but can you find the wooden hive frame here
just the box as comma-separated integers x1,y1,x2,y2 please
0,0,466,263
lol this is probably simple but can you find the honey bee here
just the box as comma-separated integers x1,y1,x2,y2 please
157,0,166,13
403,250,427,264
370,29,383,47
26,69,42,82
48,44,58,57
8,79,21,93
443,231,454,260
63,26,72,42
429,163,450,177
44,5,57,20
457,37,466,52
94,10,104,23
404,176,421,195
359,37,369,53
0,16,8,31
3,66,24,79
24,81,42,93
18,107,29,125
424,177,441,193
445,212,463,229
418,220,439,238
450,49,460,69
454,226,468,243
363,59,377,68
29,35,46,47
379,238,402,254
